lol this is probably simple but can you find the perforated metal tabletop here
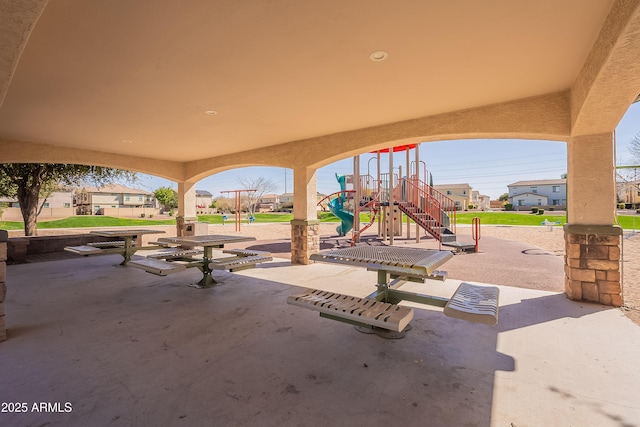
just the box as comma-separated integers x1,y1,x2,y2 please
310,246,453,276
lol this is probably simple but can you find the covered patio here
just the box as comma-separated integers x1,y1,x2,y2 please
2,1,640,425
2,0,639,307
2,252,639,426
2,220,640,424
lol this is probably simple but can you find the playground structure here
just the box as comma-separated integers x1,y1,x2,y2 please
318,144,473,250
220,189,256,232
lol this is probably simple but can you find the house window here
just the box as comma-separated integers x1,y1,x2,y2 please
138,195,143,201
552,200,559,205
64,203,70,208
552,186,560,192
446,190,452,195
531,187,537,193
537,199,542,206
125,195,130,201
462,190,466,195
43,202,50,208
518,199,525,206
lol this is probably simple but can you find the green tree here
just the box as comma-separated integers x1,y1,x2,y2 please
498,193,509,202
153,186,178,211
0,163,136,236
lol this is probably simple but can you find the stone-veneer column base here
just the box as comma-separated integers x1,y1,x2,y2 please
291,220,320,265
564,224,622,306
0,230,7,342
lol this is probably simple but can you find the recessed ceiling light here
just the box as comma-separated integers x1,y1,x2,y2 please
122,139,133,144
369,51,388,61
205,110,218,116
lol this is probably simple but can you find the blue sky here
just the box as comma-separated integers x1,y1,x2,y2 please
137,102,640,200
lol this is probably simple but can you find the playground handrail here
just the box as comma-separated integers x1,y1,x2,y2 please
395,176,457,236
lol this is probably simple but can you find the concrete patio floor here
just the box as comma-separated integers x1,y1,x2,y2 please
1,254,639,427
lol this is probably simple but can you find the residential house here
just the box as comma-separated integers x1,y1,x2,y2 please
196,190,213,212
0,190,75,220
616,179,640,207
471,190,491,210
257,194,280,212
432,183,473,210
279,193,294,207
75,184,157,216
507,179,566,209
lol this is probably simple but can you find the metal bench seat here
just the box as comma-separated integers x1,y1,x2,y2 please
128,258,187,276
222,249,271,257
443,282,499,325
208,254,272,271
287,288,414,332
64,245,104,255
147,248,203,260
87,241,126,248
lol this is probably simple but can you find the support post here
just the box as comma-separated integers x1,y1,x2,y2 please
177,181,197,237
388,146,394,246
291,167,320,264
353,155,360,243
564,133,622,306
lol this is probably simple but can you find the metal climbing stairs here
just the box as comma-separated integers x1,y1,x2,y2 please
393,176,458,244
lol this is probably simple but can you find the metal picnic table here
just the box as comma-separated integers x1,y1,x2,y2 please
81,229,164,265
290,245,499,336
309,245,453,306
155,234,258,288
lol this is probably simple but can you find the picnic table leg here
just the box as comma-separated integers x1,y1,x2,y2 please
192,246,220,289
120,236,136,266
194,268,217,288
369,270,390,301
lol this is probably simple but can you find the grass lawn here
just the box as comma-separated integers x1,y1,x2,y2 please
455,212,568,226
2,211,640,230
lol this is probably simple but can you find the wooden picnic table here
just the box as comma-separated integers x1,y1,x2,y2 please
154,234,259,288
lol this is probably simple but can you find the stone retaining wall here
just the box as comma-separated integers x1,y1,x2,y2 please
7,234,120,264
1,230,7,341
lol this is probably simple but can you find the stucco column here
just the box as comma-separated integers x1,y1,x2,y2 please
291,167,319,264
177,181,197,237
564,133,622,306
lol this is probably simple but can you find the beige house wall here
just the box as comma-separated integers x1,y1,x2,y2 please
1,207,75,220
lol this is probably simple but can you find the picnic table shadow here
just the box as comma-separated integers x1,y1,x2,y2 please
214,273,614,427
2,256,626,427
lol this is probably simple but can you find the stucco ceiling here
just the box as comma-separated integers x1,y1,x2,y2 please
0,0,630,166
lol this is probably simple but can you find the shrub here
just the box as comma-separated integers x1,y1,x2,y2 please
531,207,538,214
549,207,555,211
618,203,626,209
503,203,513,211
537,209,545,215
149,214,154,218
140,213,146,218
